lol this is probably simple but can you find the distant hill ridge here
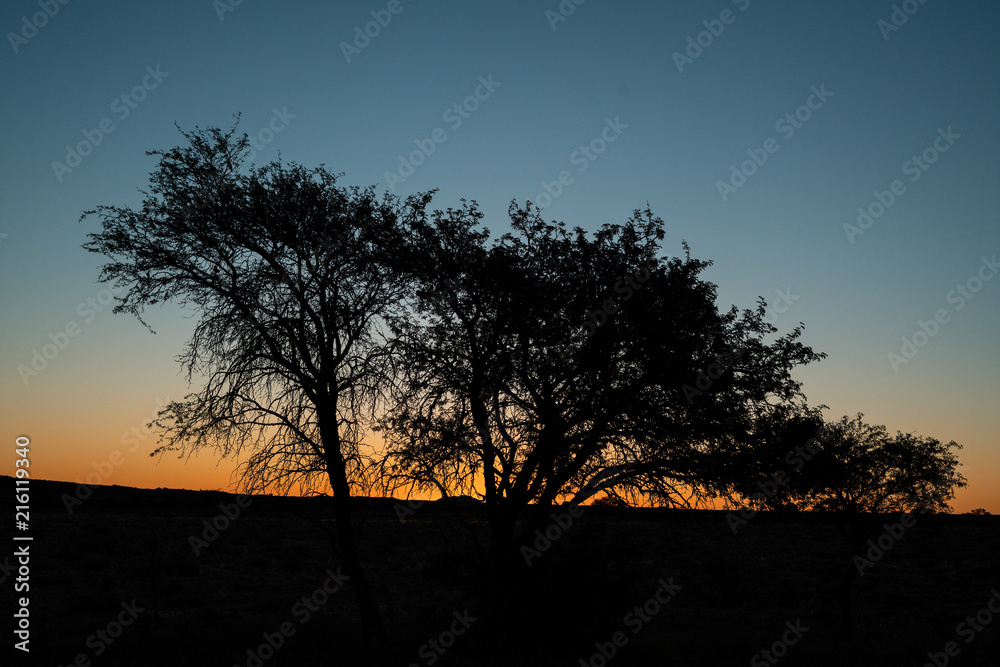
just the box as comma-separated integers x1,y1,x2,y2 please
2,475,405,514
3,477,993,521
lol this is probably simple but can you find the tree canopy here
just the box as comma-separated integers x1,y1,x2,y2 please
804,414,965,514
81,121,420,643
376,199,827,563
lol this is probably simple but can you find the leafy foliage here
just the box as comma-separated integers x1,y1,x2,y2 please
377,201,826,555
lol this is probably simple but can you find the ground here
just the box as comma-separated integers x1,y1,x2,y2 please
7,478,999,666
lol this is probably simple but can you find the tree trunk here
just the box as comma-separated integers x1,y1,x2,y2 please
330,487,386,647
320,419,387,654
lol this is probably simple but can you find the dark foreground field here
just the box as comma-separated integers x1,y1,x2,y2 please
5,478,999,667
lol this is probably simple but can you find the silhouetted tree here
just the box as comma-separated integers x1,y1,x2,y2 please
699,403,829,512
81,121,423,646
377,201,826,584
794,414,964,512
734,413,966,636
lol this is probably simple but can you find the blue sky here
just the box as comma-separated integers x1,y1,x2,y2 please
1,0,997,509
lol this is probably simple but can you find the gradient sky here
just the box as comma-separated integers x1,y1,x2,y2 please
1,0,997,511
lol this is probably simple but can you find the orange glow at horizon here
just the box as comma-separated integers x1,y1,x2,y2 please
31,434,1000,515
9,379,997,514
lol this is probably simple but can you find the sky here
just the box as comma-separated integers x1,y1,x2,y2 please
1,0,997,512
